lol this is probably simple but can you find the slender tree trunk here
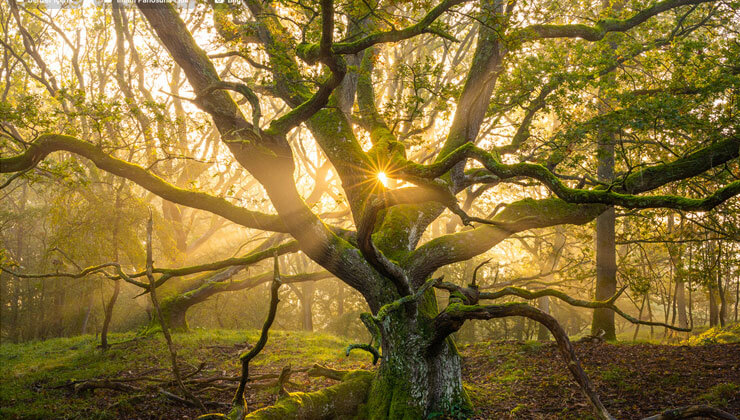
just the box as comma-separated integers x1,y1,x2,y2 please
537,296,550,340
717,243,726,327
515,317,525,341
337,282,345,317
592,126,617,339
300,282,315,332
40,281,48,340
11,184,27,342
593,207,617,340
633,294,647,341
688,246,694,329
646,296,655,339
55,283,67,336
675,279,688,329
591,0,619,341
735,270,738,322
101,192,122,349
101,281,121,348
708,287,719,327
81,292,94,335
10,275,20,343
214,296,225,328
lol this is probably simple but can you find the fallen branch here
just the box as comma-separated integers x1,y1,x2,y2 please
307,364,351,381
642,405,739,420
73,380,140,394
242,370,375,420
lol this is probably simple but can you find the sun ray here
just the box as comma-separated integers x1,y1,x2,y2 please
377,171,389,188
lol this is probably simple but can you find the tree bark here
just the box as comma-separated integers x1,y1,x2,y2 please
593,207,617,340
675,279,688,330
299,282,315,332
709,287,719,327
717,243,726,327
364,296,471,419
537,296,551,341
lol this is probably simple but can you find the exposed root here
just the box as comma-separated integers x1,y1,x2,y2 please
307,364,351,381
242,370,374,420
345,343,381,365
73,380,139,394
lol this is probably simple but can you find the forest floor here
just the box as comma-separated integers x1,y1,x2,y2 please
1,327,739,420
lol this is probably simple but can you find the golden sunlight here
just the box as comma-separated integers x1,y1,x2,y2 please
377,171,389,187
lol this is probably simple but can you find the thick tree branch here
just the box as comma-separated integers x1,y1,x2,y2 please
140,3,378,295
400,136,740,210
0,134,287,232
406,134,740,278
478,286,690,331
434,302,614,420
517,0,714,42
296,0,467,63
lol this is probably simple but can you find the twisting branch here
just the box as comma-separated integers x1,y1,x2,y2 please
1,241,303,295
345,344,381,365
145,211,205,412
435,277,691,332
400,137,740,212
265,0,346,136
478,286,690,331
228,252,282,419
517,0,714,42
373,276,443,323
0,134,287,232
471,259,490,287
360,312,381,350
131,241,300,280
346,312,383,365
433,302,615,420
0,263,150,289
296,0,468,62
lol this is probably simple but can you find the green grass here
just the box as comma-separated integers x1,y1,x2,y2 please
683,323,740,346
699,383,740,407
0,329,366,419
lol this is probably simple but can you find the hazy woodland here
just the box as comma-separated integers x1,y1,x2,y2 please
1,0,739,418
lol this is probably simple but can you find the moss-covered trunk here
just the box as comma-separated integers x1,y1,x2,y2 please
145,296,190,332
362,293,471,419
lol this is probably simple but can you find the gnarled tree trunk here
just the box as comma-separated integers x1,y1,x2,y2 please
363,294,470,419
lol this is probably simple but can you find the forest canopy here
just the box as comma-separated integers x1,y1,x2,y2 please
0,0,739,418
